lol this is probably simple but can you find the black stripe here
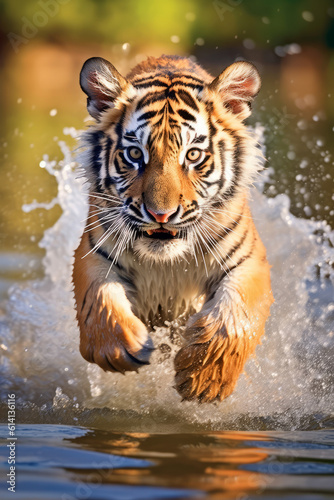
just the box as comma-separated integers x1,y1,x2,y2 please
193,134,207,144
114,155,123,174
227,228,249,260
118,152,139,171
221,235,256,280
138,110,159,121
104,137,113,168
131,76,156,85
177,109,196,122
115,105,126,149
222,211,243,235
207,104,218,139
204,230,249,300
181,122,195,131
80,282,94,313
134,80,169,89
118,182,133,194
135,91,167,110
200,210,244,247
131,73,167,84
195,188,206,197
168,118,182,128
218,139,226,189
165,88,178,102
88,232,136,289
198,158,214,177
129,204,143,218
177,89,199,111
185,215,201,224
170,73,205,84
127,214,147,224
104,137,114,188
170,80,204,91
131,75,158,84
202,179,220,188
133,71,204,85
152,114,165,128
86,129,105,147
87,130,105,174
233,136,243,188
167,101,175,114
104,176,117,189
182,206,197,218
222,128,244,199
182,200,198,219
173,133,181,148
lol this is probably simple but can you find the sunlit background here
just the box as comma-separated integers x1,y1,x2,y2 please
1,0,334,292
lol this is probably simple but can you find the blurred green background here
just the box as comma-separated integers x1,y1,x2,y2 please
0,0,333,289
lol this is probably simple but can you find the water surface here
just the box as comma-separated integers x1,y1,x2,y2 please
1,425,334,499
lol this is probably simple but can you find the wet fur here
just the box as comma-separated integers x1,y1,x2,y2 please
73,55,273,402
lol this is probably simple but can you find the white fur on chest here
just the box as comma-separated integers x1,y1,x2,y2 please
121,253,209,323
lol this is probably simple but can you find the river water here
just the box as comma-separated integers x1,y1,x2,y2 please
0,126,333,498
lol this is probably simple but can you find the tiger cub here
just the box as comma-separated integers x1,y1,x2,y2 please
73,55,273,402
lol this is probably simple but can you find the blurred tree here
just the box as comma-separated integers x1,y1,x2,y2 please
0,0,333,53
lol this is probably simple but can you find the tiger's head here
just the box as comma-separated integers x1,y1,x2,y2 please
80,55,261,262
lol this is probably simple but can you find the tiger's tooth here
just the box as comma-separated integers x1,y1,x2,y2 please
171,230,177,236
146,230,154,235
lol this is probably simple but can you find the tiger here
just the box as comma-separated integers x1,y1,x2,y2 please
72,54,273,403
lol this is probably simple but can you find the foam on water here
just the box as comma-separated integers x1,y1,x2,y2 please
0,127,333,430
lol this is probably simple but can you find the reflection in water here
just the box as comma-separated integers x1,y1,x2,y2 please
1,425,333,500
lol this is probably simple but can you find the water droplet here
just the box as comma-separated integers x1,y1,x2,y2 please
195,37,205,46
302,11,314,22
243,38,255,50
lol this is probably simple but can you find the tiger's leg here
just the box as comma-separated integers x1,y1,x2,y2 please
174,240,273,402
73,232,152,373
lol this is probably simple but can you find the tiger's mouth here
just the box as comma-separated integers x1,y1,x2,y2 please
143,228,179,240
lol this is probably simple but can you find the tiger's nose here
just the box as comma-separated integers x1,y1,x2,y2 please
147,207,177,223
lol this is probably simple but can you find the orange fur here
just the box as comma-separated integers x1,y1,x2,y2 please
174,226,273,402
73,232,152,372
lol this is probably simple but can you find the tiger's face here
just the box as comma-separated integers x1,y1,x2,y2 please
80,56,261,262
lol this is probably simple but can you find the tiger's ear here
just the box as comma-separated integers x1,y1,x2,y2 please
209,61,261,121
80,57,133,119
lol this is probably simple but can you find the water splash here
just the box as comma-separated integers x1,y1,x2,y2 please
0,127,333,431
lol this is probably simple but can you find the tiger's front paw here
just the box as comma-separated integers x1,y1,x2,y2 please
174,332,245,403
80,313,154,374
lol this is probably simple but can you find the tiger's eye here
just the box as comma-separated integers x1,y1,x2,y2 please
186,148,202,162
128,147,143,160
